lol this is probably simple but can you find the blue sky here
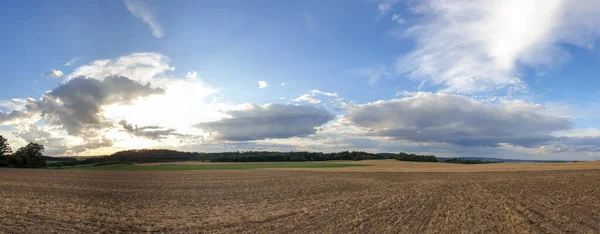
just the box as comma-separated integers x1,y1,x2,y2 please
1,0,600,160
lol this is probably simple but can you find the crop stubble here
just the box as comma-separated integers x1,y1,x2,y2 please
1,168,599,233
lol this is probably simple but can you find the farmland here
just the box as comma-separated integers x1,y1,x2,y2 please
1,162,600,233
68,162,367,170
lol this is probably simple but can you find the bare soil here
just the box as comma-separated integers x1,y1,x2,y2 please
283,159,600,172
1,167,600,233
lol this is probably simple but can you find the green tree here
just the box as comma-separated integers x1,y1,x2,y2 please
0,135,11,167
10,143,46,168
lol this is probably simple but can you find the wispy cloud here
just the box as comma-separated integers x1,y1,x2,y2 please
396,0,600,94
391,14,405,24
124,0,164,38
42,69,64,79
64,56,84,66
258,80,268,89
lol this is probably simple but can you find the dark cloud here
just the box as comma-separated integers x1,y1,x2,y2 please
15,125,68,152
0,110,29,125
347,93,571,147
69,136,114,153
0,99,37,125
37,76,165,137
118,120,179,140
194,104,335,141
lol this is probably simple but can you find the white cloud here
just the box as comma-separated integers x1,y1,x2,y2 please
124,0,164,38
64,56,84,66
292,90,338,104
66,52,173,83
396,0,600,93
293,94,321,104
42,69,64,79
2,53,227,155
281,82,286,86
378,3,392,15
258,80,268,89
391,14,405,24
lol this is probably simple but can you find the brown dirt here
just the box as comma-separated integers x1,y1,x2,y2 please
1,168,600,233
283,160,600,172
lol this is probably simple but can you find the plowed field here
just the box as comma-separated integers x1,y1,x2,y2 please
1,166,600,233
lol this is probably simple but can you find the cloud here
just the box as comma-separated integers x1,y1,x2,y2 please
124,0,164,38
0,98,37,125
292,90,338,104
66,52,173,83
0,110,31,125
64,56,84,66
42,69,64,79
293,94,321,104
69,136,114,154
378,2,393,15
258,80,268,89
118,120,179,140
396,0,600,93
347,92,571,147
14,125,68,154
37,76,165,138
281,82,286,86
391,14,405,24
194,104,335,141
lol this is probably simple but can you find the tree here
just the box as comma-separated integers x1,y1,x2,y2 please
0,135,11,167
10,143,46,168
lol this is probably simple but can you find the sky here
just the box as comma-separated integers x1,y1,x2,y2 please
1,0,600,160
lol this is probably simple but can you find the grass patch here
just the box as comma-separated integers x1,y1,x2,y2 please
68,162,369,171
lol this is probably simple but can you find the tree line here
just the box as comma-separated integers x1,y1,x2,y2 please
1,133,444,169
0,135,47,168
47,149,442,168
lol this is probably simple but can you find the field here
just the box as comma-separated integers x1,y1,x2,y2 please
1,161,600,233
67,162,367,170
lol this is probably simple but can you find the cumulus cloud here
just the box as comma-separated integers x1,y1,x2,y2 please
118,120,179,140
42,69,64,79
0,98,37,125
69,136,114,154
0,110,31,125
124,0,164,38
14,125,68,154
396,0,600,93
37,76,165,137
66,52,173,83
292,90,338,104
258,80,268,89
194,104,335,141
347,92,571,147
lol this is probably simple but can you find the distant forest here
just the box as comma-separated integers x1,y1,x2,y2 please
0,134,443,169
45,149,439,168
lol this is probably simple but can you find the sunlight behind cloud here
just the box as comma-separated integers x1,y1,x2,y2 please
397,0,600,93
